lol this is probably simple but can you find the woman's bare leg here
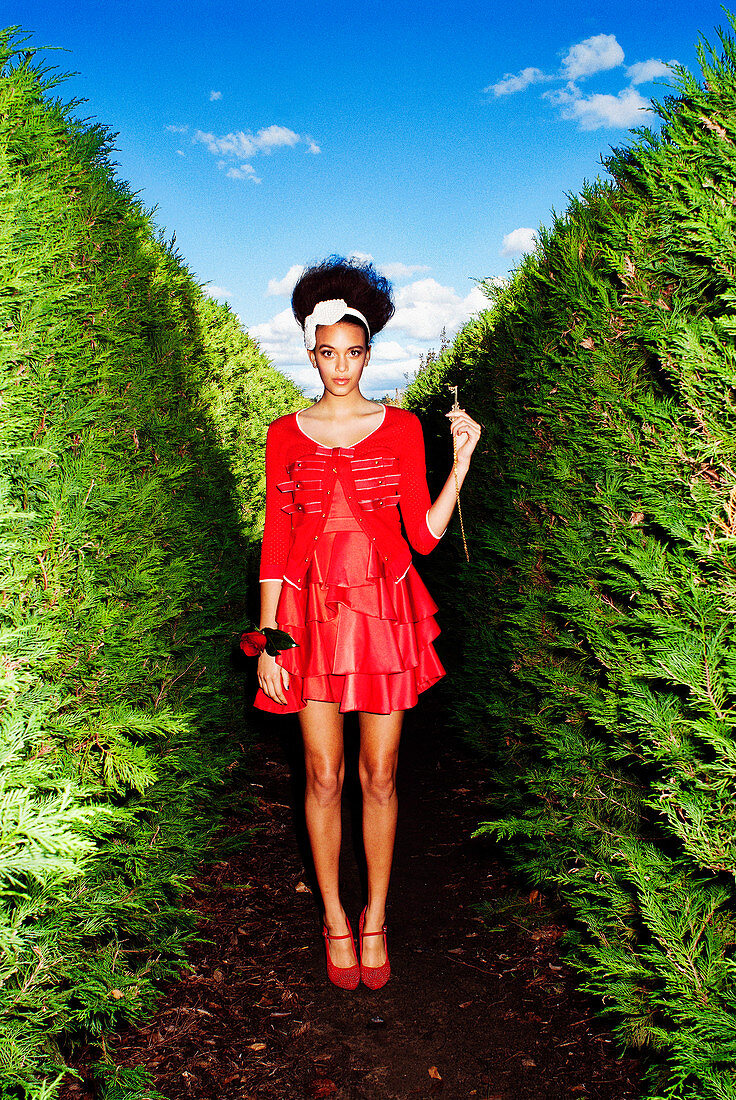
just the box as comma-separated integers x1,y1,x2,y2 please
299,699,356,968
357,709,403,967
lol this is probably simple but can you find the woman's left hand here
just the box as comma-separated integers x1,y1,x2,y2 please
446,407,482,468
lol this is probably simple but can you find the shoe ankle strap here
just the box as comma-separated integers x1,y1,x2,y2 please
324,928,352,940
361,927,385,936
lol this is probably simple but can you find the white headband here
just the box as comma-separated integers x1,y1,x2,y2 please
303,299,371,350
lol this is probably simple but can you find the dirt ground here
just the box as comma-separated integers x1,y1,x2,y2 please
60,700,643,1099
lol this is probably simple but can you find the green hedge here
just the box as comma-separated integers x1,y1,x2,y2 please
406,21,736,1100
0,30,302,1098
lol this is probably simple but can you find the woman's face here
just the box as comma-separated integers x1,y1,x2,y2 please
308,321,370,397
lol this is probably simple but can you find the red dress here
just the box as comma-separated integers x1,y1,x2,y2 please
254,475,445,715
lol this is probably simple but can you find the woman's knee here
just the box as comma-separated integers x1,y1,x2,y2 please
359,761,397,804
306,762,344,806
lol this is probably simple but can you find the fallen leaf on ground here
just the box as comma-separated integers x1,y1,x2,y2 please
295,880,311,893
428,1065,442,1080
311,1080,337,1097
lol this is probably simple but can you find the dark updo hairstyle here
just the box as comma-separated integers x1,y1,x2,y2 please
291,255,395,345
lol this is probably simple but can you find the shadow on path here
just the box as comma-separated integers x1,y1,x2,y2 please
62,697,643,1099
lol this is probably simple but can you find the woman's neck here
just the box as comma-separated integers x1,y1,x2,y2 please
297,392,385,449
314,390,376,419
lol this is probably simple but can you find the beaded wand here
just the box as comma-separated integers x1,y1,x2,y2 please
448,384,470,563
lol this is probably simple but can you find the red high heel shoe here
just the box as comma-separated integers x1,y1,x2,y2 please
358,905,391,989
322,916,360,990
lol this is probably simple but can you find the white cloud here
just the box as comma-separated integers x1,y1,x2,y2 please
305,135,321,154
501,227,538,256
389,279,488,341
561,33,624,82
485,34,624,100
225,163,261,183
551,84,650,130
177,149,185,156
485,34,673,133
486,66,549,97
256,124,304,153
627,58,676,84
362,359,424,393
369,339,422,362
166,124,188,133
210,90,222,101
267,265,304,296
204,285,233,300
191,124,320,180
381,261,431,280
250,307,302,361
193,125,305,158
349,251,374,264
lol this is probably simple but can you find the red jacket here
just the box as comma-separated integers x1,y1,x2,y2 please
259,405,442,590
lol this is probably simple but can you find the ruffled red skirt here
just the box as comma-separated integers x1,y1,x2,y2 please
254,489,445,715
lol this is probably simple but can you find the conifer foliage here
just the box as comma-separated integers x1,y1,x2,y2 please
0,30,301,1098
406,21,736,1100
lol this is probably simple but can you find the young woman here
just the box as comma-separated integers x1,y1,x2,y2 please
254,256,481,990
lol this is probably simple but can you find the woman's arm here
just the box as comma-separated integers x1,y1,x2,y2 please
257,420,292,706
257,579,290,705
398,409,481,552
426,408,481,538
259,421,291,583
259,579,283,631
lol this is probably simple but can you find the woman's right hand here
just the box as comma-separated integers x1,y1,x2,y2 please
257,650,290,706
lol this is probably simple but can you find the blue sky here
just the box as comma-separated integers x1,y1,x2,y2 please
5,0,729,395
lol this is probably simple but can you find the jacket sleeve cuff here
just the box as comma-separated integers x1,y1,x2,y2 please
425,509,445,543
